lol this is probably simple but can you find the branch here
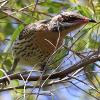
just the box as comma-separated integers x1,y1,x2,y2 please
0,54,100,83
0,9,25,24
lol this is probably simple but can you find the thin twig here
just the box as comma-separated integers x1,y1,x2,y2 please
69,81,99,100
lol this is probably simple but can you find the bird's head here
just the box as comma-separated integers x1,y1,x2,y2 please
59,12,96,23
50,12,96,33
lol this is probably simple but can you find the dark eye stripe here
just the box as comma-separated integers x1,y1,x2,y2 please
68,16,79,21
62,15,81,23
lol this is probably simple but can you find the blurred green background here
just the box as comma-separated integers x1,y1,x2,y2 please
0,0,100,100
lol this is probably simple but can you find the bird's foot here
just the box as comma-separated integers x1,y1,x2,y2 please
0,74,10,88
0,69,13,89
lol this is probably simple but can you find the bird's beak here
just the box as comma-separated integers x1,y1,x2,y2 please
82,17,96,23
89,19,96,23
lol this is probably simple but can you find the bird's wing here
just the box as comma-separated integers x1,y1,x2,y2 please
18,23,36,40
18,19,51,40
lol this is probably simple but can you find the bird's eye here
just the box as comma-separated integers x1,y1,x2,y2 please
68,15,79,22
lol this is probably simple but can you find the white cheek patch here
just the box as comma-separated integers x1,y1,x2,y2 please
60,22,75,27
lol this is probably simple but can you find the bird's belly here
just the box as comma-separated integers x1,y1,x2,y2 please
12,40,49,67
14,47,48,64
19,55,45,67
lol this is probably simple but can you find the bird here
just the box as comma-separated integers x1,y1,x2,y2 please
9,11,96,74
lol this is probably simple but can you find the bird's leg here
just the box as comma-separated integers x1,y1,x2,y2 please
7,58,19,75
39,62,48,83
0,58,19,87
40,62,46,71
36,63,47,100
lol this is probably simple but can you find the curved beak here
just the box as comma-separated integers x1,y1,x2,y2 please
89,19,96,23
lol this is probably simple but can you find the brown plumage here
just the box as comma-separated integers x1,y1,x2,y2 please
9,12,96,73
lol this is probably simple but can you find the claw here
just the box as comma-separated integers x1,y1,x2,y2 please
0,71,11,89
0,76,10,88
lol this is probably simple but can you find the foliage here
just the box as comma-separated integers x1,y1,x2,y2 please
0,0,100,100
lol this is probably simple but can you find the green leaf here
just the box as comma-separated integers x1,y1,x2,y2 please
75,5,94,18
88,36,100,49
11,24,24,43
70,0,78,3
48,47,67,68
0,32,5,41
4,24,24,52
48,7,54,13
4,59,12,69
74,39,87,51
